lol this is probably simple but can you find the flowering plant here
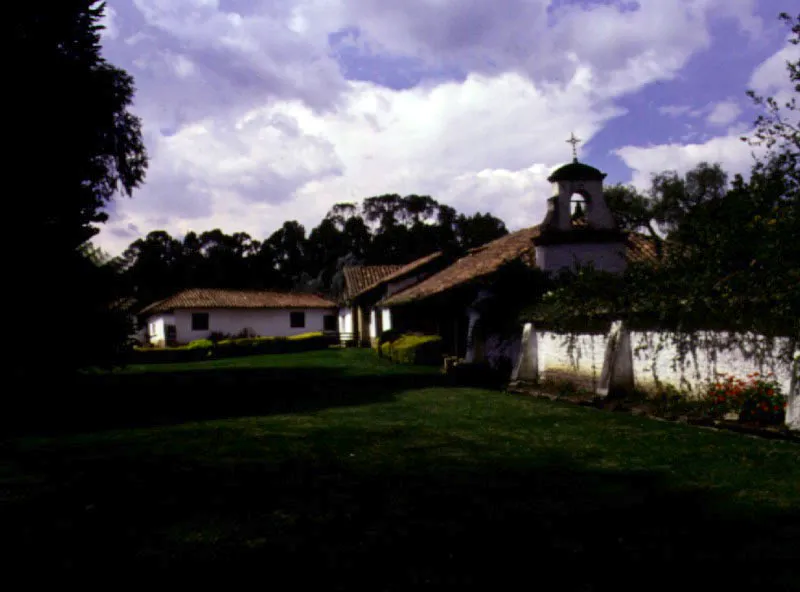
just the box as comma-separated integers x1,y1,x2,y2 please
738,373,786,426
705,375,747,417
705,372,787,426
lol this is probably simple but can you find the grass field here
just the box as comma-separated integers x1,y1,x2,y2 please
2,349,799,588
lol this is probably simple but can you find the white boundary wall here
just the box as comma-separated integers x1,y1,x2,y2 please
514,323,799,429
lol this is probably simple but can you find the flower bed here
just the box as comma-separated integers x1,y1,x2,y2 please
706,372,787,426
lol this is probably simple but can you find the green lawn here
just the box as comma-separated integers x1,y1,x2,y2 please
2,349,799,588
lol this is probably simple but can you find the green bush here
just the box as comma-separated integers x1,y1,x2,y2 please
288,332,325,341
380,333,443,365
739,374,786,426
132,332,336,363
376,329,401,355
186,339,213,350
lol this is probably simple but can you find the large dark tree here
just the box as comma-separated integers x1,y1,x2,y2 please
10,2,148,372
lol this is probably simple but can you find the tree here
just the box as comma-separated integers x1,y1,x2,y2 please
266,221,308,289
743,12,799,191
455,212,508,251
10,2,148,372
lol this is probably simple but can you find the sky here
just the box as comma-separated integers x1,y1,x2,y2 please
95,0,799,254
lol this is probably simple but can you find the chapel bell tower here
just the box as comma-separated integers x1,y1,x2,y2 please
533,133,628,273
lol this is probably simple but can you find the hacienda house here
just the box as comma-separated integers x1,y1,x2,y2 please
373,157,657,362
338,251,448,346
139,288,338,346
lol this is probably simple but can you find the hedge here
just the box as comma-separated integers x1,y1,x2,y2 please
132,332,337,364
379,333,443,365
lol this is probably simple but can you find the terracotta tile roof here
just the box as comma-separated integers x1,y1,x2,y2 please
381,227,541,306
347,251,444,302
140,288,337,315
381,226,658,306
342,265,403,301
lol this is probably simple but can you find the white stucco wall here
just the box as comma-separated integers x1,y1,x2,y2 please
369,309,377,339
535,243,627,274
629,331,794,397
338,309,353,334
338,308,354,344
551,179,617,230
539,331,609,386
530,328,797,426
368,307,393,338
146,314,175,346
171,308,335,344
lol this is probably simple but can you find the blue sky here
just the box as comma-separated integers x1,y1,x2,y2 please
95,0,798,254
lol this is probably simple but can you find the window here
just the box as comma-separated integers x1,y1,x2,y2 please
191,312,209,331
323,315,337,332
290,311,306,328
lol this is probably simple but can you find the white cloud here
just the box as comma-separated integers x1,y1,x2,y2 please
97,69,625,253
92,0,773,254
706,99,742,126
334,0,763,98
615,132,764,190
749,37,800,95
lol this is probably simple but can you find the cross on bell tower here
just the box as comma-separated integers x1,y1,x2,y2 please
566,132,582,162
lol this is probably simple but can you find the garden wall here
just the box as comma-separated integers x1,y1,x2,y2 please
515,323,799,429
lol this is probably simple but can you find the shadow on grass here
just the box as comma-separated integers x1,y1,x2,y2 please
3,366,449,436
3,449,798,589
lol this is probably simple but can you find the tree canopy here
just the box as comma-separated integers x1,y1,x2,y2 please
116,196,509,307
10,2,149,372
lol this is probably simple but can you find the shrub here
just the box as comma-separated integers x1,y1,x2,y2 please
132,332,335,363
705,372,787,425
186,339,213,350
215,336,284,356
706,375,746,418
382,333,442,365
209,331,231,344
739,373,786,426
288,332,324,341
376,329,401,356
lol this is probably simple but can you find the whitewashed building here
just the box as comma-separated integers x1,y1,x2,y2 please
339,252,446,346
140,288,338,346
